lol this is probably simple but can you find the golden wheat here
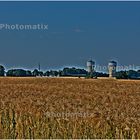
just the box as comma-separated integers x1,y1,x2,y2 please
0,77,140,138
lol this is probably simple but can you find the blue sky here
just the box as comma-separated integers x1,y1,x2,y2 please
0,2,140,71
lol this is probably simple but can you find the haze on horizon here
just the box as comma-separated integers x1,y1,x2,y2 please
0,1,140,71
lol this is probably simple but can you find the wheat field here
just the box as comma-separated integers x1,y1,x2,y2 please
0,77,140,139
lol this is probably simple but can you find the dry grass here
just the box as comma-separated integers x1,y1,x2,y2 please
0,77,140,138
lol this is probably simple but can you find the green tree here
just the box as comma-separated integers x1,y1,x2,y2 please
7,69,27,77
44,71,50,77
26,70,32,77
39,71,44,77
32,69,39,76
0,65,5,76
116,71,128,79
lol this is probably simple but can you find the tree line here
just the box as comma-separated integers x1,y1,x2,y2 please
0,65,140,79
0,65,107,77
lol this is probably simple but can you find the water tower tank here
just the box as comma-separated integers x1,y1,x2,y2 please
108,61,117,78
87,60,95,73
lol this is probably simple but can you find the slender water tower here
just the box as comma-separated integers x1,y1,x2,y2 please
87,60,95,76
108,61,117,78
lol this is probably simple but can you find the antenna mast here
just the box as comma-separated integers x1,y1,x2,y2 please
38,62,40,71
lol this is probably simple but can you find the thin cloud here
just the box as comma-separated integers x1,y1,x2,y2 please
73,28,85,33
50,31,64,34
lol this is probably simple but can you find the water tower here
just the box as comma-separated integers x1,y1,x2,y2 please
87,60,95,75
108,61,117,78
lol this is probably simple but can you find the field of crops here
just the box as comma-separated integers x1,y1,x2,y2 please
0,77,140,139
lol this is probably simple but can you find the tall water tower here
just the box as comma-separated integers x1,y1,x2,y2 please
87,60,95,75
108,61,117,78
